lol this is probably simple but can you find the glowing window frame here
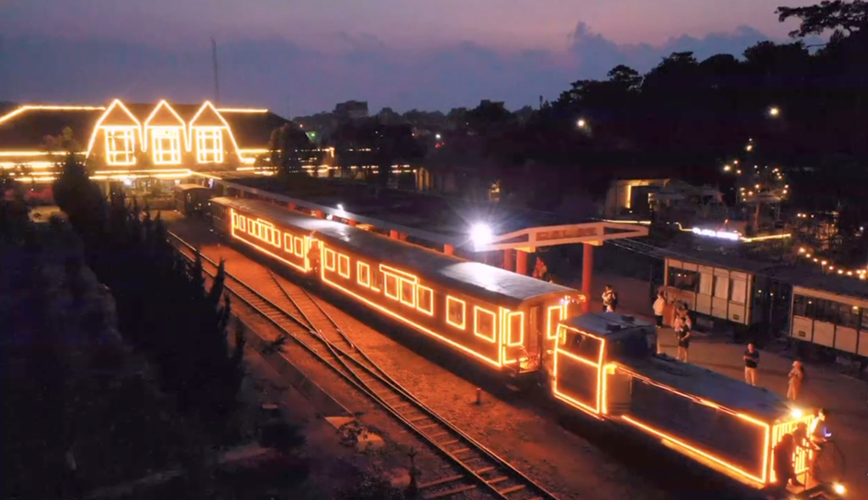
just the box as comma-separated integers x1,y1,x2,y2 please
416,285,434,316
293,237,304,258
338,254,351,279
324,248,337,272
105,128,137,166
357,262,371,288
229,208,306,273
384,274,400,301
507,311,525,347
283,233,294,253
446,296,466,330
195,128,224,164
400,280,416,307
547,305,564,340
151,128,182,164
474,306,497,343
552,325,606,418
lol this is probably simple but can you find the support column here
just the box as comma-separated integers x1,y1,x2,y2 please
444,244,454,256
582,243,594,313
503,249,514,272
389,230,399,239
516,250,528,276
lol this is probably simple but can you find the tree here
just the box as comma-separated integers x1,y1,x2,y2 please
777,0,867,38
269,123,312,174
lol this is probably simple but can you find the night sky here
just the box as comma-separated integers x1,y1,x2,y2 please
0,0,819,116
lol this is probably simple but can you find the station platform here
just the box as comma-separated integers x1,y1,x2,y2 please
574,272,868,498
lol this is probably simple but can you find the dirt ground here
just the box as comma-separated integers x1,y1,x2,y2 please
166,214,676,500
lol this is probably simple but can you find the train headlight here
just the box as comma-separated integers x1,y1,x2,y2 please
833,482,846,495
791,409,803,419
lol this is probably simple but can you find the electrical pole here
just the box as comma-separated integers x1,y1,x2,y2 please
211,37,220,105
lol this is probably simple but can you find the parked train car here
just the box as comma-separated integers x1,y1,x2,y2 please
658,249,868,363
174,184,213,216
208,196,583,375
202,196,846,495
553,313,820,493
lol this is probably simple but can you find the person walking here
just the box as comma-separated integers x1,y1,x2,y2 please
675,310,692,362
602,285,618,313
787,360,805,400
653,292,666,328
743,343,759,386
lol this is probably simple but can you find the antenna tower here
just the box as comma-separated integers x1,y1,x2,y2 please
211,37,220,104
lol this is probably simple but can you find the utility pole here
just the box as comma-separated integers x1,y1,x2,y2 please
211,37,220,105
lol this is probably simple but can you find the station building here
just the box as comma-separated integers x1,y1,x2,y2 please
0,99,306,185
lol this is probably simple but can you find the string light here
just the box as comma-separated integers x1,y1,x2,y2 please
796,247,868,279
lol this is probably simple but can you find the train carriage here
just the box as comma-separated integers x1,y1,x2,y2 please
208,196,584,375
553,313,817,490
174,184,214,217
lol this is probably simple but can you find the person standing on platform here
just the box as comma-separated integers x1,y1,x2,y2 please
743,343,760,386
675,310,692,362
602,285,618,313
653,292,666,328
787,360,805,400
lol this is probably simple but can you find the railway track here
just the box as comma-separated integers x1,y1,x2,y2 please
167,231,560,500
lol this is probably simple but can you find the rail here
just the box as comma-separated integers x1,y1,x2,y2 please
167,230,560,500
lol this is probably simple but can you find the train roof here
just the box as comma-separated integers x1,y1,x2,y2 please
662,247,868,301
174,183,213,192
563,313,800,422
210,196,580,306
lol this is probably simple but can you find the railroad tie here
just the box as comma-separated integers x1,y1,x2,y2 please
486,476,508,485
417,475,464,489
474,466,495,474
498,485,526,495
422,484,477,500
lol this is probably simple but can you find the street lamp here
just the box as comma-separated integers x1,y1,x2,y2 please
470,223,493,249
768,106,780,117
576,118,587,129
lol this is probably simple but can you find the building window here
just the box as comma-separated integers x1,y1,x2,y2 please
105,129,136,165
151,128,181,164
196,129,224,163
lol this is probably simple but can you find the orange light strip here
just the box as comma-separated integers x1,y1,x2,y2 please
230,208,307,273
416,285,434,316
217,108,269,113
0,105,105,126
507,311,525,346
0,151,87,157
338,254,351,279
446,296,466,329
617,365,773,484
474,306,497,343
622,416,767,485
321,265,501,368
547,305,563,340
357,262,371,288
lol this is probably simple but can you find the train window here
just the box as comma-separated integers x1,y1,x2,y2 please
283,233,293,253
474,307,496,342
667,268,698,292
566,332,603,361
730,278,747,304
417,285,433,315
324,248,336,272
446,297,466,329
839,305,860,329
384,274,399,300
507,312,524,346
713,275,729,299
338,254,350,279
400,280,415,307
699,273,713,295
861,309,868,331
357,262,371,287
793,294,808,317
293,237,304,258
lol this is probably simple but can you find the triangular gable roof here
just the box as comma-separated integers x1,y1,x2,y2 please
144,100,186,128
189,101,229,128
86,100,144,156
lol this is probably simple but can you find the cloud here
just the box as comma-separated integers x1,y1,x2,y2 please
0,23,783,115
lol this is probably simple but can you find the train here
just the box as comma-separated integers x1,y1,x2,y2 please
201,195,841,497
656,248,868,365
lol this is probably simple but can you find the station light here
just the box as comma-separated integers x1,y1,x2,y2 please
791,408,803,419
833,483,846,495
576,118,587,129
470,223,493,248
768,106,780,117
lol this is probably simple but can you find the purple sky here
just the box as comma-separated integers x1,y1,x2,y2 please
0,0,818,116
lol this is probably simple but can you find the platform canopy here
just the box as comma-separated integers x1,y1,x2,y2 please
472,221,649,252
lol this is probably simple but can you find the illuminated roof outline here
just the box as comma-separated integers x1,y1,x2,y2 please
142,100,187,152
187,101,244,159
85,99,144,159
